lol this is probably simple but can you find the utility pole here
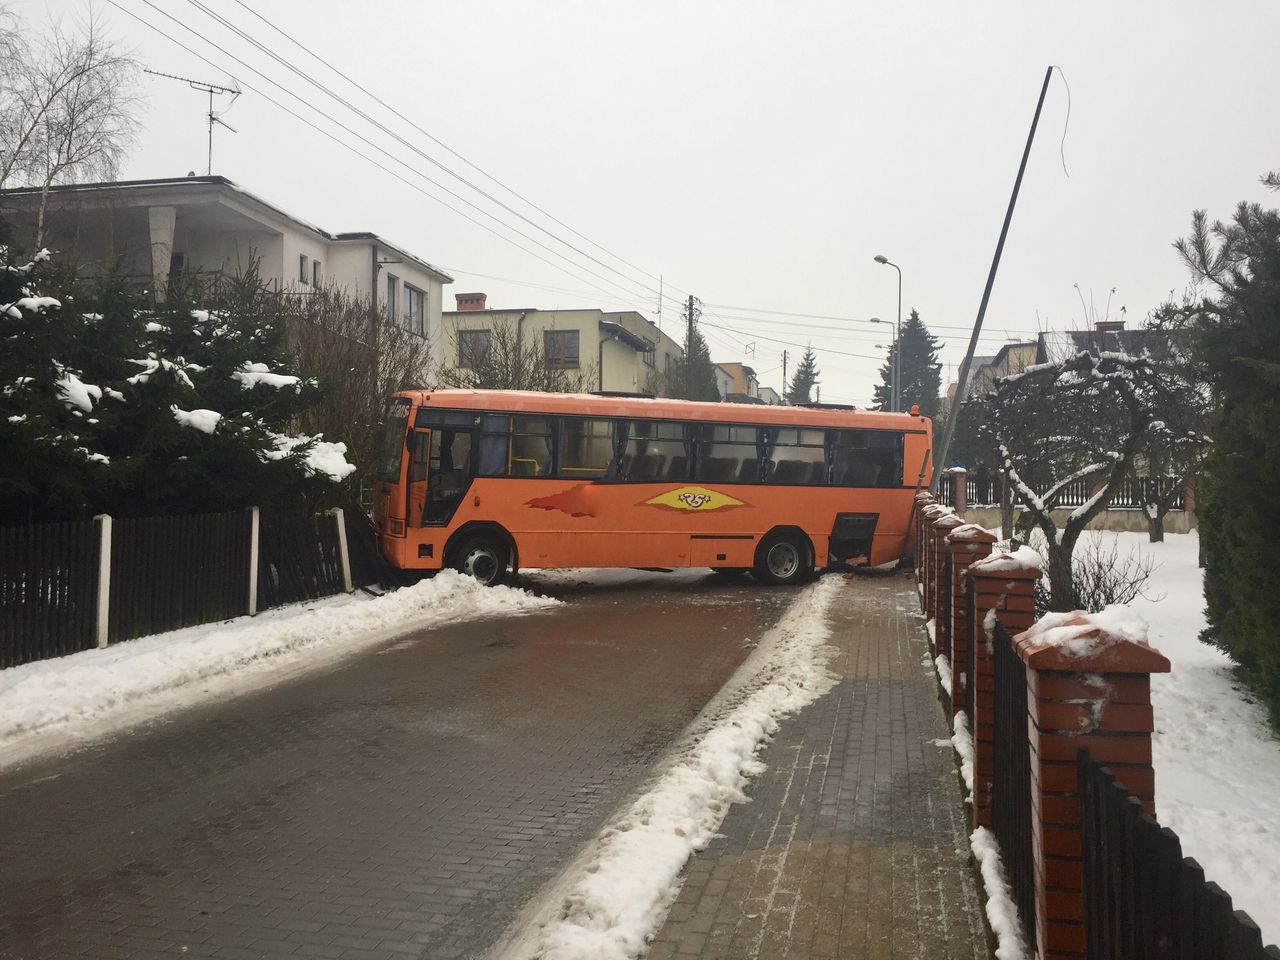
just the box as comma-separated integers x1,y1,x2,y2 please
782,350,789,400
143,69,241,175
657,274,663,332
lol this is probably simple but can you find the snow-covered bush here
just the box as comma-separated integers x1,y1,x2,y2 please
0,236,355,523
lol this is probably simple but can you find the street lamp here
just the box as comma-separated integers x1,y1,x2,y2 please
873,255,902,412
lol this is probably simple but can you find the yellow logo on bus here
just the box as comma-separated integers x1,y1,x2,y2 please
644,486,747,513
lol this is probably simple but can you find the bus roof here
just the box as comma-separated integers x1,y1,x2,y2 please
398,389,929,431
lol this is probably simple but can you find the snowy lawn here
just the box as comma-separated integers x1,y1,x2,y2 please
1116,530,1280,933
0,571,558,767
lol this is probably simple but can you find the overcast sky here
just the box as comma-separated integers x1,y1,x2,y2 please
25,0,1280,403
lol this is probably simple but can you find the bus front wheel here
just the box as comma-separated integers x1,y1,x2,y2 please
450,533,510,587
753,532,811,586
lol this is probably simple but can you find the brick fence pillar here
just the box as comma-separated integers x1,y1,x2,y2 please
920,503,951,615
966,550,1041,828
928,513,963,654
1015,612,1171,960
943,523,997,716
913,492,936,584
951,467,968,515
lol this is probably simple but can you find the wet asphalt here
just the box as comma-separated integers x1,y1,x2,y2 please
0,570,796,960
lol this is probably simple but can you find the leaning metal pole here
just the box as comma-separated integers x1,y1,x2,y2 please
932,66,1054,492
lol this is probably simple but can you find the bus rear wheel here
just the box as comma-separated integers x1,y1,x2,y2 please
753,532,811,586
450,533,510,587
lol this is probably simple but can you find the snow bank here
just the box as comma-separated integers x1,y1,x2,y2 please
0,571,558,753
970,827,1030,960
521,576,840,960
952,711,974,797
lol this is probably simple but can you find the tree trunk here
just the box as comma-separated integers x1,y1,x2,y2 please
1147,507,1165,543
1044,540,1077,612
1000,474,1015,542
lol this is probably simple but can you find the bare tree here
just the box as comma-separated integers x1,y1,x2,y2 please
436,318,598,393
0,6,139,245
285,284,431,483
981,349,1209,610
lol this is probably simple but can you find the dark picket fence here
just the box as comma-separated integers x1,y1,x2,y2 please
992,619,1037,947
944,475,1185,510
109,511,252,644
257,512,345,610
1078,750,1280,959
0,519,100,668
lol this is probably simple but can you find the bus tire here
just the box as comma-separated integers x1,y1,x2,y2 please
449,533,510,587
753,531,811,586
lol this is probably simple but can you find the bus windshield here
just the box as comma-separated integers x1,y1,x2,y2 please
376,399,412,482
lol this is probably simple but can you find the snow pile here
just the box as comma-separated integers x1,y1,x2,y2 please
127,356,196,388
14,295,61,312
934,652,953,693
952,711,974,798
1022,606,1149,659
54,369,101,412
969,545,1042,575
970,827,1030,960
262,431,357,480
232,361,302,392
0,571,559,752
948,523,995,541
172,405,222,434
523,577,840,960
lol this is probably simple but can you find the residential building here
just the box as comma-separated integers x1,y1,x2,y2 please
1035,322,1167,364
714,362,759,402
757,385,782,405
440,293,683,394
0,176,452,337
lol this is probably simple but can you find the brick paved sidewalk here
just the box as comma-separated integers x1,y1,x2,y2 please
648,571,991,960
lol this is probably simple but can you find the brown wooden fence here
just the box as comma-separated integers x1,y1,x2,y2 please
108,511,252,644
1078,750,1280,959
257,512,345,610
0,519,100,668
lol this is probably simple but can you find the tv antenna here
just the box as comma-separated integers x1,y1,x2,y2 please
143,69,242,175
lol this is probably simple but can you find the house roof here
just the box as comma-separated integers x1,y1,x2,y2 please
1036,329,1168,363
0,175,453,283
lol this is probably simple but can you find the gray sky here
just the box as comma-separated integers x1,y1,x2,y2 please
27,0,1280,403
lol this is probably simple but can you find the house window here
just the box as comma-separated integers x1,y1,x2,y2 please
544,329,580,368
642,337,655,367
385,273,399,320
458,329,491,368
299,254,310,285
312,259,322,287
404,285,426,337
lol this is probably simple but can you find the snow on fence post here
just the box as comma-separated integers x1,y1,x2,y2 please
1011,609,1170,960
247,506,260,617
331,508,354,594
93,514,112,649
943,523,997,716
966,548,1040,828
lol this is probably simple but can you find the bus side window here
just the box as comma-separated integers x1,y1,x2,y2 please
478,415,511,476
512,416,554,476
832,430,902,486
559,418,614,476
769,428,826,484
409,430,430,482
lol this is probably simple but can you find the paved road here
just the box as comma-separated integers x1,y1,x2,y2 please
0,570,794,960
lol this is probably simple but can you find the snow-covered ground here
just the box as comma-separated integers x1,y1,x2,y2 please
0,571,558,770
1116,530,1280,933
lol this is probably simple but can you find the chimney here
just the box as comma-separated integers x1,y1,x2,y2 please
1094,319,1125,332
455,292,487,312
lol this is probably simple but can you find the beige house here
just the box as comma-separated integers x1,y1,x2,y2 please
440,293,683,394
0,176,452,337
714,361,759,401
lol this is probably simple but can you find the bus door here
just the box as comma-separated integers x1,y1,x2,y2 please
424,427,474,525
407,427,430,527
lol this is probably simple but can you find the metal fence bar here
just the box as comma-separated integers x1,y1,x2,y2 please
1078,749,1280,959
992,620,1036,946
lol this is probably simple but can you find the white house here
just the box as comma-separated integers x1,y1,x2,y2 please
0,176,452,338
441,293,684,394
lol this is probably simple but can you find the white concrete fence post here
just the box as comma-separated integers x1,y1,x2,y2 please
94,514,112,648
247,506,260,616
331,507,354,593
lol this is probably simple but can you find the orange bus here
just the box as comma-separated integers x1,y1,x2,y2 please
372,389,932,586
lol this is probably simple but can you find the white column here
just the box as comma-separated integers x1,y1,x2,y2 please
94,514,112,648
148,205,177,302
332,508,354,593
247,506,260,616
